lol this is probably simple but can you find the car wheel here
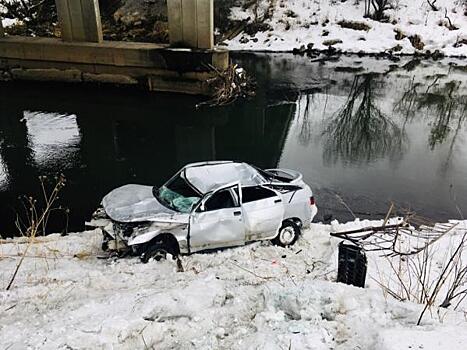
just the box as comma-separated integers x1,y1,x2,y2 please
272,220,300,247
140,242,168,263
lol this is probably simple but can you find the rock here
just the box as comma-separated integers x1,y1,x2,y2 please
394,29,407,41
323,39,343,46
432,50,445,60
114,0,167,26
409,34,425,50
292,45,306,54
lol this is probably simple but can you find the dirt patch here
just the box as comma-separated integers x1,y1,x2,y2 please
337,20,371,31
323,39,343,46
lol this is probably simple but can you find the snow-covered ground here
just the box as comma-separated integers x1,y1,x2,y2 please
226,0,467,57
1,219,467,349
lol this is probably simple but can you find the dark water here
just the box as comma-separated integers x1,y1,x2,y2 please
0,54,466,236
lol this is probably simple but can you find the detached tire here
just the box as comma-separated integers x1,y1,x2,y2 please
272,220,301,247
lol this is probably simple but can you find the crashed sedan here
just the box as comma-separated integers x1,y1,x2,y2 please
89,161,318,262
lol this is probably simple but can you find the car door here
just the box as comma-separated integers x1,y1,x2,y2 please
189,183,245,252
241,186,285,242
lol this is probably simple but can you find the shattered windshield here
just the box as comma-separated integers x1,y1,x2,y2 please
155,173,201,213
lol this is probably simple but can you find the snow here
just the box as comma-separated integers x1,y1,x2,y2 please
225,0,467,57
1,18,16,27
1,219,467,349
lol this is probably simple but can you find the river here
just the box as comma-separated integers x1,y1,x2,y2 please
0,53,466,236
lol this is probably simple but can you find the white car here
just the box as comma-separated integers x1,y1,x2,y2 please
89,161,317,262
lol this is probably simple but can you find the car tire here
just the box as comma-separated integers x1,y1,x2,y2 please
272,220,301,247
140,241,168,263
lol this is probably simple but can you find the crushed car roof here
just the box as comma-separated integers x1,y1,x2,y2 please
184,161,266,194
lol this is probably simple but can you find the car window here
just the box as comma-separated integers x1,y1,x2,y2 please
156,173,201,213
242,186,277,203
204,189,237,211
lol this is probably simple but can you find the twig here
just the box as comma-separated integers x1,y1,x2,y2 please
444,8,457,30
427,0,438,11
230,261,274,280
335,194,356,219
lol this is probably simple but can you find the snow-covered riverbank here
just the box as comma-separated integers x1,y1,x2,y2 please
225,0,467,57
1,219,467,349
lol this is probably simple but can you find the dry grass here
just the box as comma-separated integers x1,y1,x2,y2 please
5,175,67,291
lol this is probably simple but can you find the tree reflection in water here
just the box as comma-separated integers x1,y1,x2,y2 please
394,77,467,152
323,74,406,165
421,81,467,150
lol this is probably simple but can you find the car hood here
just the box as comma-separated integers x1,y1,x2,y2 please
102,184,187,223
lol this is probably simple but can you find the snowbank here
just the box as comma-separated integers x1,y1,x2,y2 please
226,0,467,57
1,220,467,349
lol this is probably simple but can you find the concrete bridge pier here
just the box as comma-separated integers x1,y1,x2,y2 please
55,0,103,43
168,0,214,49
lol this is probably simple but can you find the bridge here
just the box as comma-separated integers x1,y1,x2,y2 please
0,0,228,95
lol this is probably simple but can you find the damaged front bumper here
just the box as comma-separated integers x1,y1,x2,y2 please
86,208,129,254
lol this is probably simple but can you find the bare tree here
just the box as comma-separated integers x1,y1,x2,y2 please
364,0,391,20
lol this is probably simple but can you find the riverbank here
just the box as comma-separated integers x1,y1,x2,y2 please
224,0,467,57
3,1,466,58
1,218,467,349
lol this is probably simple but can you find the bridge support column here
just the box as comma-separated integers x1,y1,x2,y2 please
168,0,214,49
55,0,103,43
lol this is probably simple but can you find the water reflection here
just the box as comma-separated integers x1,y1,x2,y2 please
0,82,293,235
0,153,8,190
395,77,467,150
323,74,407,165
22,111,81,169
423,81,466,150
